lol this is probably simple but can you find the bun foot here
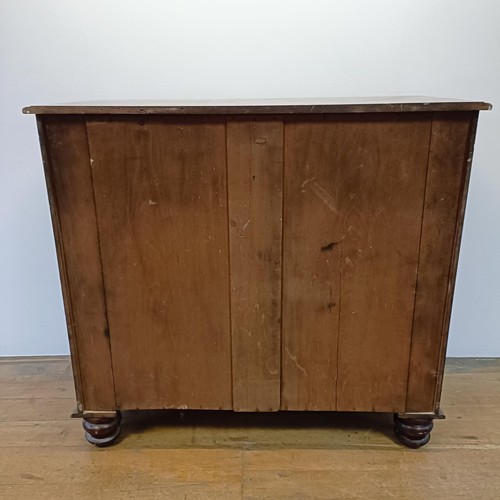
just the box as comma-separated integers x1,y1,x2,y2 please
394,414,433,448
83,411,121,446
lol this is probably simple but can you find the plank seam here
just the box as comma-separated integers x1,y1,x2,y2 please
433,113,479,410
404,115,435,412
36,117,85,410
334,243,343,411
83,119,118,410
279,116,286,411
225,118,235,410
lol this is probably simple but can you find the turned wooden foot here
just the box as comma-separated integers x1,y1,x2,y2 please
394,414,433,448
82,411,121,446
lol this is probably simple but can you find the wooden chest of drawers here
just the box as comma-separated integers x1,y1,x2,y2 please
25,97,491,447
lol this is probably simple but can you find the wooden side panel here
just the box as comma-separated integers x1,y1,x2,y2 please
283,114,432,412
407,112,475,412
336,115,431,412
227,118,283,411
86,116,232,410
281,118,342,410
40,116,115,410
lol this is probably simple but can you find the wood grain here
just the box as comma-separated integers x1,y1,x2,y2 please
40,116,115,411
406,112,476,412
282,114,432,412
227,118,283,411
336,114,432,412
281,117,342,410
23,96,492,115
33,106,487,418
2,357,500,499
86,116,232,410
242,449,500,499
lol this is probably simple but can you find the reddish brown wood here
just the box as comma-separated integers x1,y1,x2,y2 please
23,97,492,116
40,116,115,411
29,102,488,448
406,113,476,412
433,114,480,411
281,117,342,410
82,411,121,446
227,118,283,411
86,116,232,410
332,115,432,412
282,114,432,412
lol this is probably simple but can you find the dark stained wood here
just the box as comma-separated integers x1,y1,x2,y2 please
40,116,115,411
406,113,476,412
394,414,434,448
281,118,342,410
433,114,480,411
35,119,84,409
23,97,492,116
86,116,232,410
333,115,432,412
227,118,283,411
82,411,121,446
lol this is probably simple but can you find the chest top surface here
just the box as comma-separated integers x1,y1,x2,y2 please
23,96,491,115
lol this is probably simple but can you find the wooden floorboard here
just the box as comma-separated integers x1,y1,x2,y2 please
0,356,499,499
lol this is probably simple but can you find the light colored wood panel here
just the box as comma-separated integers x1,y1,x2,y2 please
0,398,75,422
0,380,75,400
227,118,283,411
0,487,240,500
335,115,432,412
38,117,115,411
0,356,72,381
407,113,475,412
281,118,342,410
0,420,84,447
2,358,500,499
242,449,500,499
0,359,74,402
87,116,232,410
0,448,242,500
3,369,500,450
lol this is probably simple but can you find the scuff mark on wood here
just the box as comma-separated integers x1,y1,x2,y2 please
285,347,307,376
301,178,339,213
301,176,316,188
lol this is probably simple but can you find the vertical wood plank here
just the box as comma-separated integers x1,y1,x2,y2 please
281,118,342,410
87,116,232,410
41,116,115,410
283,114,432,412
406,112,475,412
227,118,283,411
336,115,431,412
